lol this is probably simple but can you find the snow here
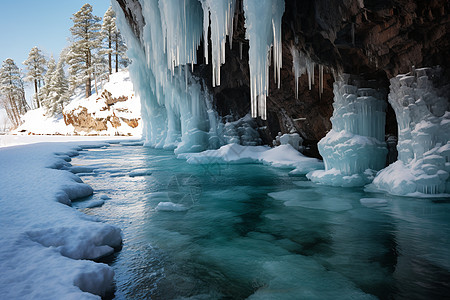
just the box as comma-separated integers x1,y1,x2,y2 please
307,77,387,187
371,68,450,196
179,143,323,174
14,70,142,137
0,137,126,299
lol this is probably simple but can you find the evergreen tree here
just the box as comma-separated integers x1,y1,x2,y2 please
102,6,116,76
67,3,101,98
101,6,129,74
0,59,29,127
23,46,46,108
45,56,69,116
38,55,56,105
113,29,129,72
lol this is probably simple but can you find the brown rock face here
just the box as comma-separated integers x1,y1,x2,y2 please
64,107,108,132
63,89,140,134
116,0,449,157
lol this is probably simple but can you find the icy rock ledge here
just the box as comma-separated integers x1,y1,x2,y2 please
0,143,122,299
369,68,450,196
307,77,387,187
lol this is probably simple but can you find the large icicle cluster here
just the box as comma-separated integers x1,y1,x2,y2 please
113,0,224,153
112,0,288,152
371,68,450,195
290,47,319,99
200,0,236,87
244,0,285,120
307,76,388,187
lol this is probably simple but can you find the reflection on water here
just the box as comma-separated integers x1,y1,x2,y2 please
72,144,450,299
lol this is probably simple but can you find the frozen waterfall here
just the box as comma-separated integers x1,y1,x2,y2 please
112,0,286,152
370,68,450,195
307,76,388,187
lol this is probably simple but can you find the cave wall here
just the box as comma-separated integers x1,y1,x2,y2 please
115,0,449,157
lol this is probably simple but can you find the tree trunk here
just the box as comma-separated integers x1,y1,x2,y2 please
34,79,40,108
86,50,91,98
115,34,119,73
108,29,112,75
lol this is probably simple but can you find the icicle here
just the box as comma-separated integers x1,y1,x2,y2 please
244,0,285,120
200,0,237,87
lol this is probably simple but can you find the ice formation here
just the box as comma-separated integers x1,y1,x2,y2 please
290,46,318,99
242,0,284,119
371,68,450,195
113,0,223,153
307,76,388,187
200,0,237,86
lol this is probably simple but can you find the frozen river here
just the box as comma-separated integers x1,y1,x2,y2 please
72,143,450,299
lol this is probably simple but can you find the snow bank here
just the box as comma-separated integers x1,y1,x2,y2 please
179,143,323,174
0,141,123,299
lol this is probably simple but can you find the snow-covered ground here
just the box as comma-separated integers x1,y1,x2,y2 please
14,70,142,136
0,136,139,299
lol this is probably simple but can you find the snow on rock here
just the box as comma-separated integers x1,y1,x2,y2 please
0,141,122,299
14,70,141,137
370,68,450,196
179,143,323,174
307,77,387,187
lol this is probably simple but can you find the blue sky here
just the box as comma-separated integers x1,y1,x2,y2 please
0,1,112,127
0,0,112,66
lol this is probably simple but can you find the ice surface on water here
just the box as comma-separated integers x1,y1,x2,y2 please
244,0,284,120
371,68,450,196
307,77,387,187
72,144,450,299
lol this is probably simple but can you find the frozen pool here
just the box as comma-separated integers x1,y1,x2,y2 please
72,143,450,299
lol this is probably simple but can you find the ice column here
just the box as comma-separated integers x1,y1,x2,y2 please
244,0,285,120
307,76,388,187
372,68,450,195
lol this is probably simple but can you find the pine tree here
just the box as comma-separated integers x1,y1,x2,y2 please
0,59,29,127
23,46,46,108
67,3,101,98
45,56,69,116
101,6,129,74
102,6,116,76
113,30,129,72
38,55,56,105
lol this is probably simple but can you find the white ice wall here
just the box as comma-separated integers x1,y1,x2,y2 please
307,76,388,187
371,68,450,195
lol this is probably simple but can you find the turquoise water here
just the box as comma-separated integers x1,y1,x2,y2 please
72,144,450,299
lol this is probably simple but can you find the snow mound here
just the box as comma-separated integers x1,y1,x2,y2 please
179,143,323,174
